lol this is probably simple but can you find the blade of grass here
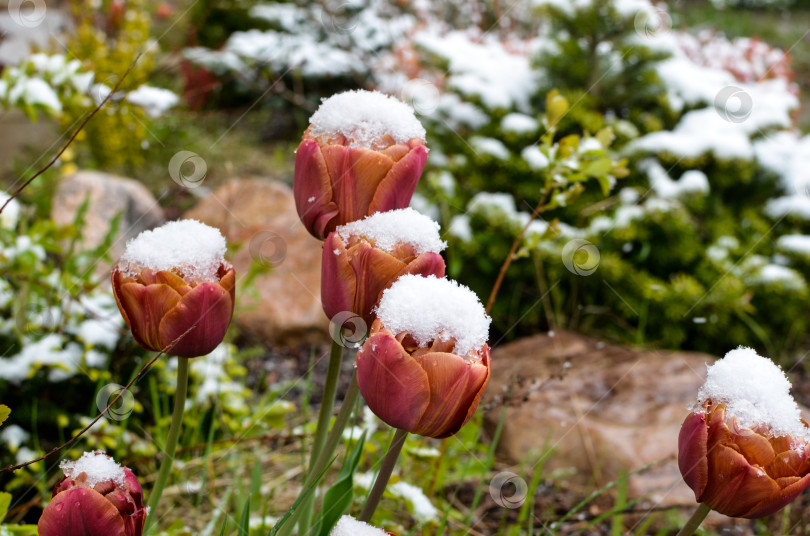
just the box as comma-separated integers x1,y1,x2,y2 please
465,404,508,527
238,500,250,536
266,457,336,536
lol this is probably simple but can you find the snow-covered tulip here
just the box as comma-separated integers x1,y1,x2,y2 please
322,208,446,327
112,220,235,358
38,451,145,536
330,515,394,536
293,90,428,240
356,275,491,439
678,348,810,519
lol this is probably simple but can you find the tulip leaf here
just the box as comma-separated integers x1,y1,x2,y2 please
0,405,10,429
238,500,250,536
0,491,11,522
314,432,367,536
266,456,336,536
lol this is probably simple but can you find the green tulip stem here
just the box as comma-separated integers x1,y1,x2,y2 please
297,337,345,536
145,356,190,533
359,428,409,522
676,503,711,536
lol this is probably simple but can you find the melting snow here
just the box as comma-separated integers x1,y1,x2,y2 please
60,450,127,487
330,516,388,536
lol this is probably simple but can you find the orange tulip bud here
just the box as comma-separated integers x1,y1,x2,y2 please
678,348,810,519
356,275,491,439
112,220,235,358
293,90,428,240
322,208,446,327
38,451,146,536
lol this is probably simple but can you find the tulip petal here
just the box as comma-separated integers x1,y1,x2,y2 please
678,412,709,500
324,146,394,227
347,242,407,325
159,281,234,358
356,331,430,433
703,443,780,517
734,431,776,467
156,270,192,295
294,139,340,239
321,232,358,322
411,350,490,438
38,488,126,536
368,144,428,216
767,448,810,479
745,472,810,518
393,252,446,282
116,280,182,353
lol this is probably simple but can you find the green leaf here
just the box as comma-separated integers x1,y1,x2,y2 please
0,491,11,522
0,405,10,428
314,432,367,536
582,157,614,178
238,500,250,536
595,174,613,196
266,457,336,536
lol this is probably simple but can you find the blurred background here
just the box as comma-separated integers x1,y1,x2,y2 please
1,0,810,534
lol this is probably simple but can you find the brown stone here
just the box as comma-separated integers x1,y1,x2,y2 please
483,331,806,526
51,170,164,276
184,178,327,346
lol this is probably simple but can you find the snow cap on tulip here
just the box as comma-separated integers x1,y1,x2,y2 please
374,274,490,358
330,515,392,536
678,347,810,519
38,451,146,536
293,90,428,240
322,208,446,326
112,219,235,358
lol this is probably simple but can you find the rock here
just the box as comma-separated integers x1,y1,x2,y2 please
483,331,807,522
184,178,326,346
52,170,164,275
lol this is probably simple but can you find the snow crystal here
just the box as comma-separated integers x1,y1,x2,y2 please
337,207,446,255
125,85,179,118
694,347,808,439
521,146,549,170
501,113,538,134
308,90,425,148
471,137,510,160
60,450,127,487
118,220,228,284
330,516,388,536
777,234,810,257
375,275,490,357
390,481,439,524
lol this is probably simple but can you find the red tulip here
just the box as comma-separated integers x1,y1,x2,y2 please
112,263,235,358
293,90,428,240
38,452,145,536
321,213,446,328
356,318,490,439
678,402,810,518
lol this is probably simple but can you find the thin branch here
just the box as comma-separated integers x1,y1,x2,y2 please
485,186,553,314
0,53,143,215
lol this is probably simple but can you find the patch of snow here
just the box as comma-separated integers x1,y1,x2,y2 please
309,89,425,148
522,146,549,170
375,274,490,357
448,214,472,242
640,159,709,198
501,112,538,134
471,136,510,159
0,425,29,450
337,207,446,255
125,85,179,118
777,234,810,257
693,347,808,440
331,515,388,536
390,481,439,524
60,450,127,487
118,219,228,284
0,191,20,230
